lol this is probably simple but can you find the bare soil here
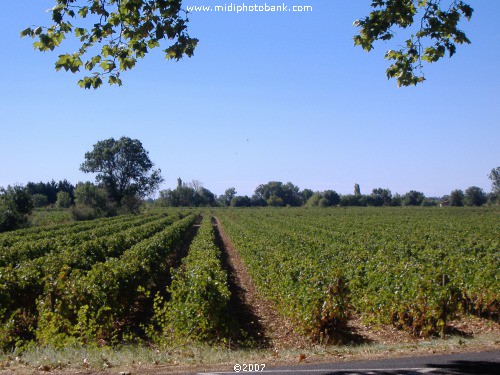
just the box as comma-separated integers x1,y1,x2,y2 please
212,217,311,350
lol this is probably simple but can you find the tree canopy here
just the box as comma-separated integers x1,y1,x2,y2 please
464,186,487,206
488,167,500,194
254,181,302,207
80,137,163,204
22,0,472,88
157,178,216,207
26,179,74,205
21,0,197,89
354,0,473,86
449,189,464,206
0,185,34,232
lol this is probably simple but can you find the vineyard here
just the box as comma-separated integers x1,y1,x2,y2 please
215,207,499,341
0,207,498,351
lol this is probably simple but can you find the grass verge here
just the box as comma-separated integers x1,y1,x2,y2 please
1,332,498,374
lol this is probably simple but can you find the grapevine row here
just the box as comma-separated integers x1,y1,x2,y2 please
152,215,232,342
0,213,144,248
0,213,169,267
0,213,193,347
216,207,499,339
32,213,198,346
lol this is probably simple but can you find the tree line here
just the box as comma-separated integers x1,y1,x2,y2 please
2,176,496,232
157,179,498,208
1,136,498,232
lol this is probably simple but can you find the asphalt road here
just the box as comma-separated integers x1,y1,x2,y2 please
196,350,500,375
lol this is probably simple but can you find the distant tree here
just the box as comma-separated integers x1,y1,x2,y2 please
421,198,438,206
157,189,175,207
449,189,464,206
305,193,322,207
230,195,251,207
56,191,72,208
359,194,372,206
321,190,341,207
439,195,450,206
340,194,362,207
188,180,203,192
57,179,75,202
403,190,425,206
301,189,314,205
120,195,143,213
250,194,266,207
489,167,500,193
371,188,392,206
32,194,49,208
26,181,45,199
27,180,57,204
488,167,500,204
254,181,301,207
72,181,111,220
354,183,361,196
267,195,285,207
306,191,340,207
74,181,108,211
220,187,237,207
26,180,75,204
196,187,216,207
391,193,403,206
80,137,163,205
0,185,34,232
464,186,487,206
157,179,215,207
282,182,302,206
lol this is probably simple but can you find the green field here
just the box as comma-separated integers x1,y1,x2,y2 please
216,207,499,339
0,207,498,351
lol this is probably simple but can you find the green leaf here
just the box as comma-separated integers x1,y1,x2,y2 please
147,40,160,49
75,28,87,38
20,27,33,37
55,54,70,71
108,75,123,86
100,60,116,72
78,6,89,18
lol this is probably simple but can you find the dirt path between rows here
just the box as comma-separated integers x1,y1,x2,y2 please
212,217,311,350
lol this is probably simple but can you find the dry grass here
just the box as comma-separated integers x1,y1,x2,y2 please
1,331,498,374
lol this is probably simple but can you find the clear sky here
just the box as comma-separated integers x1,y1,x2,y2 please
1,1,499,197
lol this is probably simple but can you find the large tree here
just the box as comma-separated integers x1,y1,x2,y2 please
371,188,392,206
0,185,34,232
80,137,163,204
22,0,472,88
449,189,464,206
219,187,237,207
403,190,425,206
254,181,302,207
464,186,487,206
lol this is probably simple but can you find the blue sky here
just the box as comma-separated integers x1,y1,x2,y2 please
1,1,499,197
